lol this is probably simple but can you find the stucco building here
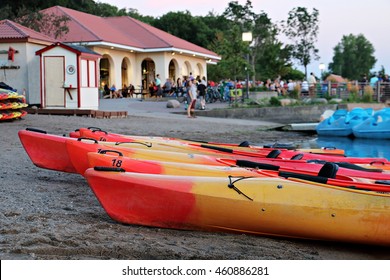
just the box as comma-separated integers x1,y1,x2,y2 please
0,6,220,108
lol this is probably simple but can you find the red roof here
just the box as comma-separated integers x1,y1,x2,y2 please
36,42,101,59
0,19,55,43
40,6,220,59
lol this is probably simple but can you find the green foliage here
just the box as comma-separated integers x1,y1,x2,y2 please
249,86,268,92
348,92,358,102
283,7,320,78
152,11,221,48
328,34,376,80
289,89,300,99
282,67,305,81
14,9,70,39
269,96,281,106
362,85,374,102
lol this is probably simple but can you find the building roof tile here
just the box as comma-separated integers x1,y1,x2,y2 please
41,6,219,59
0,19,55,43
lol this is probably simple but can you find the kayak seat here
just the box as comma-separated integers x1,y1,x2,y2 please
291,153,304,160
375,180,390,185
318,162,339,178
238,141,250,147
266,149,282,158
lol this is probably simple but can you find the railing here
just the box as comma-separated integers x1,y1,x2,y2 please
312,81,390,102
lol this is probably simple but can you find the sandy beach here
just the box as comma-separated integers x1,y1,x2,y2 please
1,100,389,260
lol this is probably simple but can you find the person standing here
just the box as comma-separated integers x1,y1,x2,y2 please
155,74,162,98
187,79,197,118
176,77,183,96
197,78,206,110
308,72,317,97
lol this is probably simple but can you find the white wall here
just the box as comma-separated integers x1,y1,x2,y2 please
80,88,99,109
0,42,48,105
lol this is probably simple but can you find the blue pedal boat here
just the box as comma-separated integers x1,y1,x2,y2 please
316,108,373,137
353,108,390,139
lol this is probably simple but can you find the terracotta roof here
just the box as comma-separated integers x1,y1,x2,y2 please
0,19,55,43
36,42,101,57
40,6,220,59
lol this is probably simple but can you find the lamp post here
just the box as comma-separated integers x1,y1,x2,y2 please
319,63,325,96
319,63,325,82
242,32,252,101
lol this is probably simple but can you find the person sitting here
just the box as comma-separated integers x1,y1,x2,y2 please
121,84,128,98
103,84,110,98
162,78,173,97
149,82,157,97
110,84,123,98
128,83,135,98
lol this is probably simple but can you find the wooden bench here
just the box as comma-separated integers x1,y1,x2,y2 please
133,87,149,100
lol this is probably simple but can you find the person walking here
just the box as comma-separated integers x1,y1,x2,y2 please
197,78,207,109
155,74,162,98
308,72,317,97
187,79,197,118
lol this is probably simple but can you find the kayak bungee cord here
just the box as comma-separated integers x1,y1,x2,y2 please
227,175,255,201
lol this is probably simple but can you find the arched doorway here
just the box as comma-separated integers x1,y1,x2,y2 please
168,59,178,81
141,59,156,91
99,55,114,89
121,58,131,88
183,61,192,80
196,63,204,80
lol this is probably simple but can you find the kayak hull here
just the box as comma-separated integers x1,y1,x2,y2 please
85,169,390,246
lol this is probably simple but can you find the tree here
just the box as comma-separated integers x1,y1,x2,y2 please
252,12,292,81
283,7,320,78
11,5,70,39
328,34,376,80
152,11,216,48
211,0,255,80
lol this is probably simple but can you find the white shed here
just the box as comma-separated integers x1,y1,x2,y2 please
0,19,54,105
36,42,101,109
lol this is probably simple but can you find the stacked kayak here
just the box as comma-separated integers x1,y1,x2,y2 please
0,88,28,121
70,126,345,156
316,108,373,137
18,127,390,246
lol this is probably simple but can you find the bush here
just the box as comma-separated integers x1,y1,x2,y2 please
249,86,268,92
289,84,300,99
348,92,358,102
269,96,281,106
362,85,374,103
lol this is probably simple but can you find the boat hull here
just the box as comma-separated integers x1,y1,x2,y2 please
85,169,390,246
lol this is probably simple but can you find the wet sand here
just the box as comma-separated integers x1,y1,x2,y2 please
1,113,389,260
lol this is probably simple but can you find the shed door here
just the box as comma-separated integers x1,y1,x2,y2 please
44,57,65,107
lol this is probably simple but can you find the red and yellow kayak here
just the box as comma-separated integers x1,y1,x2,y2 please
0,101,28,110
71,127,346,156
84,168,390,246
0,89,26,102
18,128,390,181
87,150,390,192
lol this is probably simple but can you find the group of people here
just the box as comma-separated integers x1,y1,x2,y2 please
260,73,318,97
146,73,208,118
103,83,135,99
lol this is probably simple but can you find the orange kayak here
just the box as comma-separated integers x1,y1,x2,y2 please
88,150,390,192
84,168,390,246
18,128,390,182
70,127,346,156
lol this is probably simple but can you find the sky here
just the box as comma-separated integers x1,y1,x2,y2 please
101,0,389,77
